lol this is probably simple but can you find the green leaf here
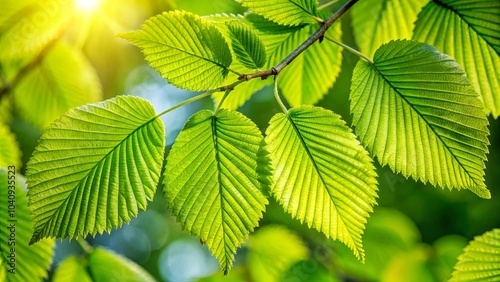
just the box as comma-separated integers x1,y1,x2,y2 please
0,0,72,63
279,23,342,106
26,96,165,244
237,0,320,26
0,122,21,169
351,0,428,58
164,109,270,273
225,20,267,69
0,170,54,282
248,225,308,282
350,39,490,198
53,256,92,282
119,11,233,91
413,0,500,118
248,14,343,106
88,248,157,282
450,228,500,281
265,105,378,261
13,41,102,129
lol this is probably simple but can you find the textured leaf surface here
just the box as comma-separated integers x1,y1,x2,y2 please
120,11,232,91
237,0,319,26
164,109,270,273
226,20,266,69
0,0,72,63
0,123,21,169
26,96,165,243
89,248,156,282
279,23,342,106
248,225,308,282
450,229,500,281
413,0,500,118
0,170,54,282
52,256,92,282
351,0,428,58
248,14,342,106
350,40,490,198
13,42,102,129
265,105,378,260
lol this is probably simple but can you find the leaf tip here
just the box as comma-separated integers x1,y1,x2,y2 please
475,188,491,199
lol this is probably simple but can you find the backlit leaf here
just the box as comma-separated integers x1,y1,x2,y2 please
265,105,378,261
350,40,490,198
237,0,320,26
120,11,233,91
413,0,500,118
26,96,165,244
226,20,266,69
164,109,270,273
351,0,428,58
450,228,500,281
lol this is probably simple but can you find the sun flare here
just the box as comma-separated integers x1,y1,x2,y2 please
75,0,100,12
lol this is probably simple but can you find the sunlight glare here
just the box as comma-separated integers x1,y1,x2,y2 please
75,0,100,12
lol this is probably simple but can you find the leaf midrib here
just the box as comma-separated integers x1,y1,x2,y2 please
288,0,317,20
285,113,359,252
370,61,484,188
32,114,159,243
211,114,231,273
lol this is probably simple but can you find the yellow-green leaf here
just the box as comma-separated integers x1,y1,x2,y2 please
265,105,378,261
120,11,233,91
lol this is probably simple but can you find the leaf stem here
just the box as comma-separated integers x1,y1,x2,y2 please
323,34,374,64
76,237,93,254
274,76,288,114
155,77,246,118
240,0,359,81
156,91,213,118
215,90,231,113
319,0,341,10
228,68,243,77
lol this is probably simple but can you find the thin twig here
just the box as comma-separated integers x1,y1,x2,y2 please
158,0,360,117
240,0,359,81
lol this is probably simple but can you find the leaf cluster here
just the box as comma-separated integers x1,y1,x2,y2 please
0,0,498,279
